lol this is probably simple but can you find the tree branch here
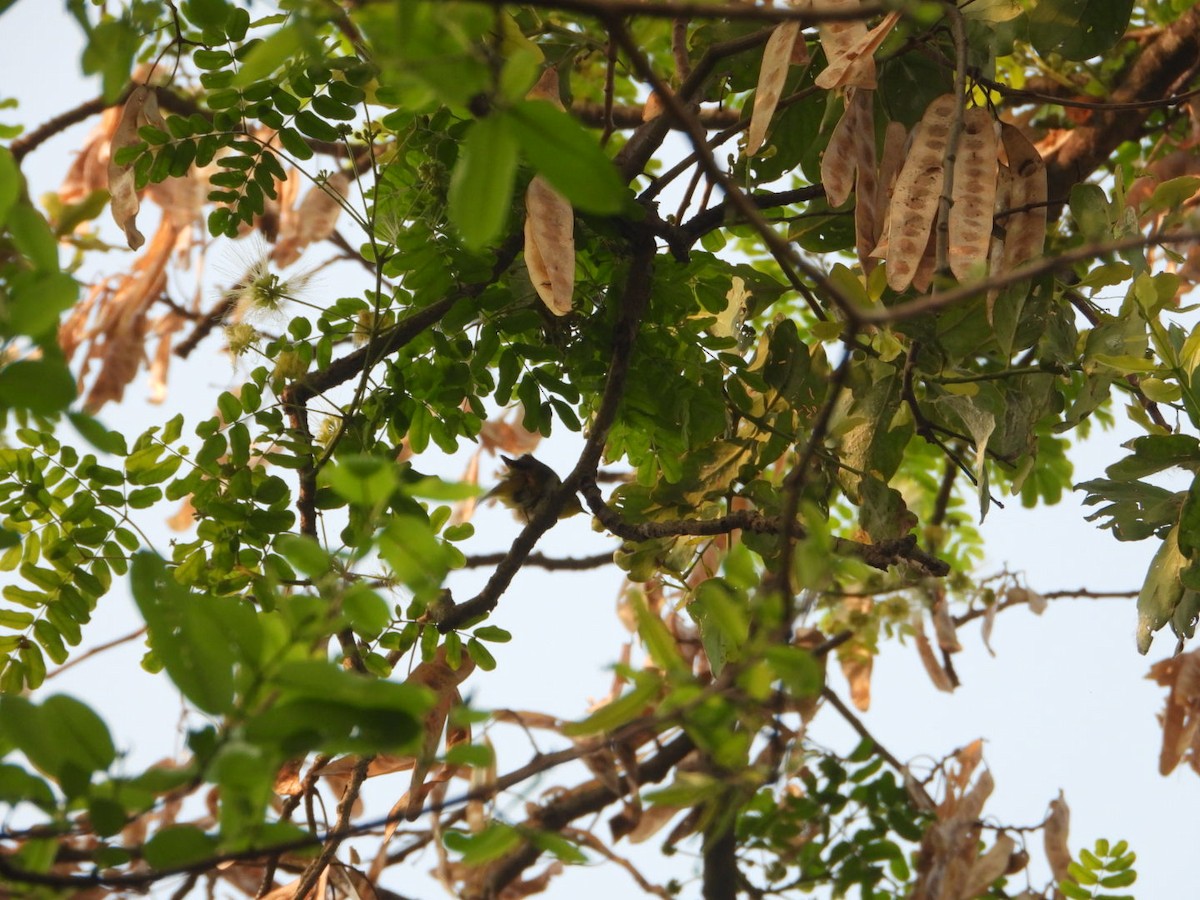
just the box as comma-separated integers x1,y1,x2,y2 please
1043,7,1200,218
435,228,657,631
577,477,950,578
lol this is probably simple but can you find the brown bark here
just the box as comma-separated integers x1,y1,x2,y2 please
1044,9,1200,215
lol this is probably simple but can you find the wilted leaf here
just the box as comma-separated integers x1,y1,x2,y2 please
524,175,574,316
913,610,954,692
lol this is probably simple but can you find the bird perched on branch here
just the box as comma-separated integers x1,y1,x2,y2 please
484,454,584,522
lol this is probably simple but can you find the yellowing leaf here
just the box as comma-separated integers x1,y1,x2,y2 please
949,108,998,281
747,20,801,156
524,175,575,316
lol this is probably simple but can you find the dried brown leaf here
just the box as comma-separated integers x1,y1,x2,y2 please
949,109,998,281
1043,790,1071,883
931,593,961,654
108,85,165,251
524,175,575,316
913,611,954,693
272,172,350,267
747,20,802,156
84,220,178,411
887,94,956,291
1149,649,1200,775
59,108,120,205
837,640,873,711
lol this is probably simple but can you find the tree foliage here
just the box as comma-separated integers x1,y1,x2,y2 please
5,0,1200,896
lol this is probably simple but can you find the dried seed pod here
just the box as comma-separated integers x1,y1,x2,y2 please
849,91,879,271
815,11,900,91
524,175,575,316
986,163,1013,322
886,94,956,291
108,85,166,251
747,20,802,155
1000,123,1047,273
821,89,864,208
868,121,909,260
949,108,999,281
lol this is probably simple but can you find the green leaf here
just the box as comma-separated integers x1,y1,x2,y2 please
1136,525,1187,654
232,24,303,86
444,823,522,864
447,115,519,249
323,454,398,506
342,584,391,639
1030,0,1134,61
504,100,627,214
131,553,257,714
0,360,76,414
563,671,662,736
0,147,18,227
142,825,219,869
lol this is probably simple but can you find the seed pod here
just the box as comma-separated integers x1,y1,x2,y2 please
868,121,909,261
816,11,900,91
949,108,999,281
821,88,865,208
524,175,575,316
747,20,802,156
886,94,956,291
850,91,879,272
986,163,1013,323
1000,123,1047,273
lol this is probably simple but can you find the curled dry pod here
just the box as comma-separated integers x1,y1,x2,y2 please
886,94,956,291
524,175,575,316
1000,123,1047,273
815,11,900,91
949,108,998,281
746,20,802,156
109,85,166,251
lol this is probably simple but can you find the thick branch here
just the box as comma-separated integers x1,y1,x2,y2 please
1043,8,1200,217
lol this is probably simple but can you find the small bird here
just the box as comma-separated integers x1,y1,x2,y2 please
484,454,585,522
